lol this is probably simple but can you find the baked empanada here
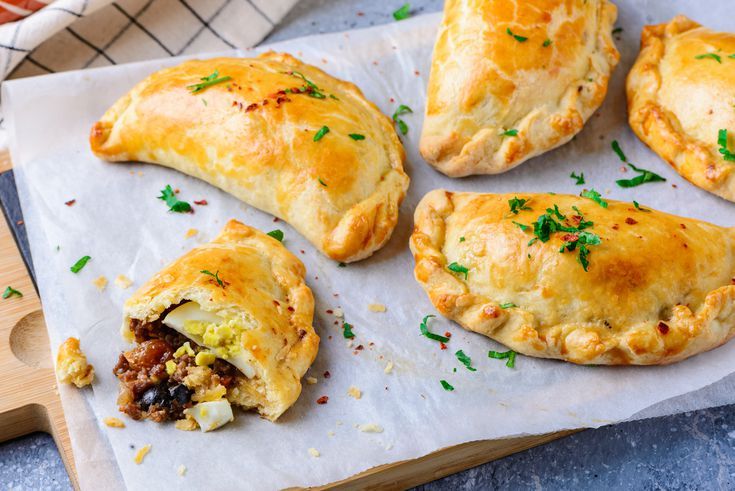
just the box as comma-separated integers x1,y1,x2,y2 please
627,16,735,202
410,190,735,365
91,53,409,262
420,0,620,177
114,220,318,424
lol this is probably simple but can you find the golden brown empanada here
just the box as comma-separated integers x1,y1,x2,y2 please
410,190,735,365
627,15,735,202
420,0,620,177
91,53,409,262
115,220,318,425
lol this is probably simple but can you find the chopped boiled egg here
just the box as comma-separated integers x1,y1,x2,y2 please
183,400,234,432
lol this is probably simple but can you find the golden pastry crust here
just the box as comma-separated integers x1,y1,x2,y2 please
627,15,735,202
410,190,735,365
56,337,95,388
122,219,319,420
420,0,619,177
90,53,409,262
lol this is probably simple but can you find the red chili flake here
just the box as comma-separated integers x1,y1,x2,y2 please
16,220,24,226
680,223,687,229
612,224,620,230
323,371,331,378
315,276,319,280
672,184,678,188
64,199,76,206
355,345,364,351
328,335,332,340
334,321,338,325
414,70,420,76
316,396,329,405
232,101,238,106
174,188,180,194
657,321,669,335
357,11,364,16
194,199,208,205
273,217,280,222
569,215,583,225
273,300,281,306
287,306,295,312
300,250,305,254
561,233,579,242
390,97,395,103
333,293,339,297
326,309,333,314
440,342,447,350
246,103,258,112
625,217,637,225
444,332,452,338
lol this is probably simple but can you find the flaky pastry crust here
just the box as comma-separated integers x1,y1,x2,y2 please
91,53,409,262
122,219,319,420
419,0,619,177
410,190,735,365
626,15,735,202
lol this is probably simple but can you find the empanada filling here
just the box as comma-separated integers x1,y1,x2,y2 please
114,302,262,423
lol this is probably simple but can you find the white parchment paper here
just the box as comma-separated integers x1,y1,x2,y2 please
5,2,735,489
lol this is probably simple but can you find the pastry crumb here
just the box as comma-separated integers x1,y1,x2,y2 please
92,276,108,291
333,307,344,318
134,444,151,464
358,423,383,433
347,386,362,399
114,275,133,289
368,303,386,312
175,416,199,431
103,417,125,428
384,361,394,374
56,337,95,388
177,464,187,476
327,431,335,437
306,376,318,385
308,447,320,458
185,228,198,238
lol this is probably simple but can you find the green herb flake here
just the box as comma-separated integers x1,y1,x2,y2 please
284,71,328,99
447,262,469,280
420,315,450,343
695,53,722,63
267,229,284,242
512,221,529,231
459,236,466,242
612,27,623,35
500,128,519,137
318,178,328,187
506,27,528,43
158,185,192,213
500,302,517,309
508,197,532,215
392,104,413,135
343,322,355,339
2,286,22,299
543,38,552,47
455,350,477,371
70,255,91,274
488,349,517,368
348,133,366,141
200,269,225,287
570,171,585,185
718,129,735,162
730,54,735,59
616,163,666,188
187,70,232,94
338,262,347,267
633,200,650,212
392,2,411,21
440,379,454,391
611,140,627,162
580,189,608,208
313,125,330,142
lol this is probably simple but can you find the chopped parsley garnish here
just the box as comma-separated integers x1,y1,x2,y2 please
267,229,284,241
489,349,516,368
420,315,449,343
506,28,528,43
2,286,22,299
338,262,346,267
187,70,231,93
392,104,413,135
512,221,529,231
730,54,735,59
718,129,735,162
508,197,532,215
611,140,627,162
158,185,192,213
447,262,469,280
527,205,600,271
318,178,328,187
348,133,365,141
343,322,355,339
440,380,454,391
633,200,650,212
559,230,601,272
314,125,330,141
500,128,518,137
500,302,517,309
695,53,722,63
200,270,224,287
70,256,91,273
546,204,566,220
612,27,623,35
616,162,666,188
392,3,411,21
459,236,466,242
543,38,552,47
455,350,477,372
580,189,608,208
570,171,585,185
285,71,327,99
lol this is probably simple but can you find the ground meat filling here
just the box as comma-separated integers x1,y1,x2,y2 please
114,306,240,422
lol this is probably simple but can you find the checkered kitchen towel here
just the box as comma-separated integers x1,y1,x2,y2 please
0,0,299,147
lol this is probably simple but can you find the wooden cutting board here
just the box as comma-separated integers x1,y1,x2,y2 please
0,159,573,489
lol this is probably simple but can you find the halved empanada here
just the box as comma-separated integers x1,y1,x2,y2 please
420,0,620,177
91,53,409,262
627,15,735,202
410,190,735,365
114,219,318,424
